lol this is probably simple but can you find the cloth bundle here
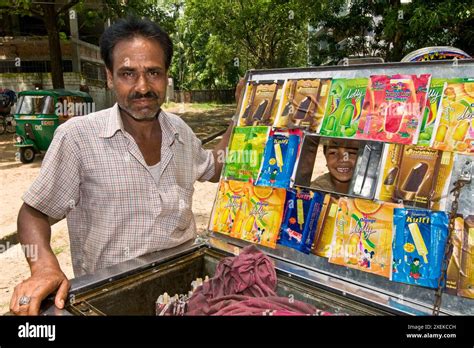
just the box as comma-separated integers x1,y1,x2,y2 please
159,245,333,316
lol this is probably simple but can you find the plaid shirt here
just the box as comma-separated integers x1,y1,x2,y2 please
23,104,215,276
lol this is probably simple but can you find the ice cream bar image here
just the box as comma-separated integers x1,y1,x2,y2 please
402,162,429,195
383,167,399,186
274,143,284,172
293,96,312,120
297,198,305,231
252,99,269,121
453,120,469,141
281,102,292,117
435,125,448,143
384,101,405,134
243,215,256,238
340,104,354,127
241,104,251,119
408,222,428,263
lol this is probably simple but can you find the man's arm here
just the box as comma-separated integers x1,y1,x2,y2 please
9,203,69,315
210,122,234,182
208,78,246,182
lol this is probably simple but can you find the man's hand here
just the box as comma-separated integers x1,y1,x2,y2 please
9,265,70,315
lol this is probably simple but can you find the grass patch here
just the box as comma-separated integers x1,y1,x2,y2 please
53,246,65,255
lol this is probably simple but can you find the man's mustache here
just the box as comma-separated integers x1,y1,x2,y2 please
128,91,159,100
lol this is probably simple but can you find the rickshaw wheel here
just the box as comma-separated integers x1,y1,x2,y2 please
20,147,35,164
0,116,5,135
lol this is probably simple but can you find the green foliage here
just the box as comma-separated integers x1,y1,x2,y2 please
178,0,310,89
307,0,474,64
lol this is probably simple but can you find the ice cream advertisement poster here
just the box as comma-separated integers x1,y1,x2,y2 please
274,78,331,131
209,180,245,235
278,188,324,254
256,129,303,188
356,74,431,144
230,183,286,249
329,197,401,278
320,78,368,138
391,208,449,289
431,78,474,154
237,81,283,127
223,126,270,181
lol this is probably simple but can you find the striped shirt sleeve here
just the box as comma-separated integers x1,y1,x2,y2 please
22,125,81,220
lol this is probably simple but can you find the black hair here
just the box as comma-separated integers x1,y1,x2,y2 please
99,16,173,71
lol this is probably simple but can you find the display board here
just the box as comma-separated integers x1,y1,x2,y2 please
209,60,474,315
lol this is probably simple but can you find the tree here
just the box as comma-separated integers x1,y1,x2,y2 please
181,0,310,89
2,0,81,89
307,0,474,65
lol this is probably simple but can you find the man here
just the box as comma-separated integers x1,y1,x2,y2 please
10,17,233,315
310,141,359,194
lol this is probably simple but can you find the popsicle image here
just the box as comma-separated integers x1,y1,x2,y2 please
325,115,336,131
294,96,312,120
252,99,269,121
220,208,230,228
281,101,292,117
435,124,448,143
281,82,296,117
383,167,399,186
408,222,428,263
384,101,405,135
243,215,256,239
453,120,470,141
241,104,251,120
297,198,305,231
402,162,429,195
274,143,284,172
340,104,355,127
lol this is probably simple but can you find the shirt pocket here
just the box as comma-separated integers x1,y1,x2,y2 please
176,186,194,230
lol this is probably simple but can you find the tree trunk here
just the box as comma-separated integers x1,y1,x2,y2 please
42,3,64,89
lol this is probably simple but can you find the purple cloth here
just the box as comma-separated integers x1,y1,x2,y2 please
198,245,276,298
183,245,331,316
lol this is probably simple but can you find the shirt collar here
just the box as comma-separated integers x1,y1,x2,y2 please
100,103,183,146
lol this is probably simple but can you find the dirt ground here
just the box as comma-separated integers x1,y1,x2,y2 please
0,103,235,315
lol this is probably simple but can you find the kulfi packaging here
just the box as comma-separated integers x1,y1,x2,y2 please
275,78,332,131
231,183,286,249
431,78,474,154
459,215,474,299
391,208,449,289
256,129,303,188
417,78,445,146
223,126,270,181
356,74,431,144
238,81,283,126
320,78,368,138
311,195,338,258
209,180,245,235
278,188,325,254
329,197,401,278
446,216,465,295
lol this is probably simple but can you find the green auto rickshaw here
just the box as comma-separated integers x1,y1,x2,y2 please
14,89,94,163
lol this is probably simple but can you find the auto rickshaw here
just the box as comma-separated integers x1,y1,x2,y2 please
14,89,94,163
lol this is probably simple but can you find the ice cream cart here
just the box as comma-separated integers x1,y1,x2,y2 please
40,59,474,317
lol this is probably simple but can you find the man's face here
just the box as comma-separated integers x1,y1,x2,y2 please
106,36,168,120
325,146,358,183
